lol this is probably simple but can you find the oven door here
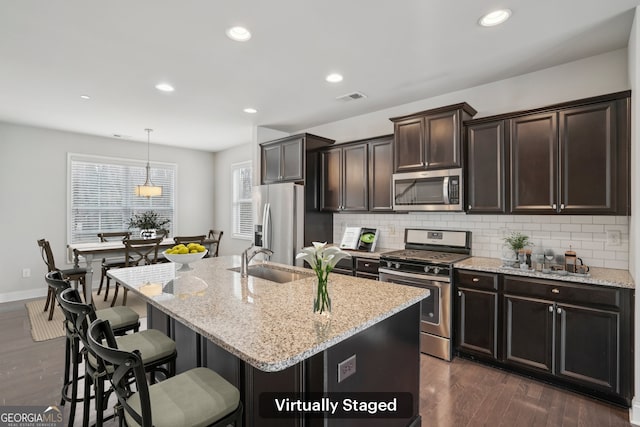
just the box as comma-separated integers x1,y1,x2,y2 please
379,269,450,339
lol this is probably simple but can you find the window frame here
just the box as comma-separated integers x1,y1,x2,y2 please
231,160,254,240
66,152,178,245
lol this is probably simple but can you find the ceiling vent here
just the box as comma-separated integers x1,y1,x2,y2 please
336,91,367,102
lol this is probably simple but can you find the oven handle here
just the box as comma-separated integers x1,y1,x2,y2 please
379,268,450,283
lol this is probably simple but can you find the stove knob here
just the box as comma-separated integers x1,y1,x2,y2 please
386,261,392,268
433,267,441,275
394,262,400,269
423,266,431,273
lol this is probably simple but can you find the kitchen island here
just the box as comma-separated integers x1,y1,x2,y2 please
108,256,428,427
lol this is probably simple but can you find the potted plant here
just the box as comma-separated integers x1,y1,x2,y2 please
502,231,532,266
127,211,170,238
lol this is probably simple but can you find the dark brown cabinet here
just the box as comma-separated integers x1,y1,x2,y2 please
354,258,379,280
260,133,334,185
454,270,499,360
466,120,507,213
320,144,368,212
509,95,629,214
390,103,477,172
368,136,394,211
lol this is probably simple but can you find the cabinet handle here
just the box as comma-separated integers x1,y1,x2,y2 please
472,278,479,282
458,291,462,297
468,205,472,210
557,307,562,314
552,203,557,209
364,263,370,267
551,288,560,294
549,306,553,312
560,204,565,210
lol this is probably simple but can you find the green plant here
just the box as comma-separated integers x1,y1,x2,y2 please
127,211,170,232
503,231,532,253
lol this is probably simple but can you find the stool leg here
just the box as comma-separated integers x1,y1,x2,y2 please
95,376,104,427
61,334,71,406
82,366,91,427
68,337,80,427
44,288,52,312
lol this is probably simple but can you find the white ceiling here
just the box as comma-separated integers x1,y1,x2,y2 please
0,1,638,152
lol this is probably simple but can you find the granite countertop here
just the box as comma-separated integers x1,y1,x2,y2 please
454,257,635,289
108,256,428,372
339,246,395,260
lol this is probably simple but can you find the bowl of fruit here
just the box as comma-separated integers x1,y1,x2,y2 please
163,243,208,271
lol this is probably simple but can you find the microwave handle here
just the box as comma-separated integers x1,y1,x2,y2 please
442,176,450,204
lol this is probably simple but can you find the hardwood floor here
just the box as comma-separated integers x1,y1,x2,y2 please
0,300,633,426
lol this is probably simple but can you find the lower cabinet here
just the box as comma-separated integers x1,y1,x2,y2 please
354,258,379,280
454,270,633,406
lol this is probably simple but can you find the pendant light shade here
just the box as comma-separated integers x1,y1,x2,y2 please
135,128,163,197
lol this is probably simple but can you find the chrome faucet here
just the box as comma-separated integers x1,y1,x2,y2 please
240,245,274,277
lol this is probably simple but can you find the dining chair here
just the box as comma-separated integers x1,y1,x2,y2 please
45,271,140,427
38,238,88,319
207,229,224,257
110,237,162,307
173,234,206,245
60,288,176,427
96,231,131,301
87,318,242,427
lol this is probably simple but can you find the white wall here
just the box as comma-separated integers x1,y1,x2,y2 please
212,142,255,256
0,122,216,301
628,6,640,425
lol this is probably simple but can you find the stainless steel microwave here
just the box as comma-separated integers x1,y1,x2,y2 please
392,168,463,211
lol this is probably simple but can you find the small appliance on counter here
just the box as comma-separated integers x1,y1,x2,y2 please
339,227,379,252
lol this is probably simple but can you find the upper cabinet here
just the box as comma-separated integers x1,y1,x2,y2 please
390,103,477,173
368,136,394,212
465,91,630,215
260,133,334,185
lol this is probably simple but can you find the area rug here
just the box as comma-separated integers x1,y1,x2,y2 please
25,291,147,342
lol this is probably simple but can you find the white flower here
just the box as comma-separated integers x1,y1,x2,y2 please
296,242,351,274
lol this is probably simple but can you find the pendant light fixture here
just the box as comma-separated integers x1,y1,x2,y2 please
135,128,162,197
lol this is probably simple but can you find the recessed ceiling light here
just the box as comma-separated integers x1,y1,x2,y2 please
226,26,252,42
243,108,258,114
80,95,90,100
155,83,175,92
326,73,343,83
479,9,512,27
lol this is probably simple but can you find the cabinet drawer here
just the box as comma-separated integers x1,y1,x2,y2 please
504,276,620,309
355,258,379,274
455,270,498,291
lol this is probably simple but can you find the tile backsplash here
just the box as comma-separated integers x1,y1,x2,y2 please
333,213,630,270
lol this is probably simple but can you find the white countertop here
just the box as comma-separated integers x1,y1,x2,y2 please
108,256,428,372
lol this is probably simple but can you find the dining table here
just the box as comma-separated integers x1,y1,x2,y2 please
67,237,219,303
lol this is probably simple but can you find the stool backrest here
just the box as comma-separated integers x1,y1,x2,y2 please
37,239,58,272
88,318,152,427
123,237,163,266
98,231,131,242
207,230,224,257
173,235,206,245
58,288,98,344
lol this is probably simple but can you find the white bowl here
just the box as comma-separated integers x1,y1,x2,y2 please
163,249,207,270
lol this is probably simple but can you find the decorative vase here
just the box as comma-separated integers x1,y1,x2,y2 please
313,275,331,314
140,229,157,239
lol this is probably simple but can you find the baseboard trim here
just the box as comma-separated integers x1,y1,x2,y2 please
629,398,640,425
0,288,48,303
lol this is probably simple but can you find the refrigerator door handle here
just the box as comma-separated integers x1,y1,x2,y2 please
264,202,272,255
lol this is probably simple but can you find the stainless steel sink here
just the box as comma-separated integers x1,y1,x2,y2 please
228,265,313,283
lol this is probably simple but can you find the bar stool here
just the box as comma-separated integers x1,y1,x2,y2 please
44,272,141,427
88,318,242,427
59,288,177,427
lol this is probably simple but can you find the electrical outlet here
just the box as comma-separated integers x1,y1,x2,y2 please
337,354,356,383
22,268,31,278
606,230,621,247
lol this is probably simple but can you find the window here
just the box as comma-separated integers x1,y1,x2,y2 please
232,161,253,239
68,153,176,244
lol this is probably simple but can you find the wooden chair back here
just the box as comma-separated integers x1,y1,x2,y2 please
173,235,206,245
207,230,224,257
123,237,163,267
98,231,131,242
37,238,58,272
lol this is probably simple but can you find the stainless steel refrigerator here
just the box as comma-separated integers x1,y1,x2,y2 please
253,182,305,266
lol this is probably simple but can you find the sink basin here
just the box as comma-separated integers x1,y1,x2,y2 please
228,265,313,283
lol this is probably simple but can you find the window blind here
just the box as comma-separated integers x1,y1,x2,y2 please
68,154,176,244
232,161,253,240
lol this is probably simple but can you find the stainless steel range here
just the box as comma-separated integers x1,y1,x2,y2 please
379,229,471,361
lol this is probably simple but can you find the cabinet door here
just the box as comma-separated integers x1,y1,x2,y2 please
425,109,461,169
504,295,553,374
342,144,368,211
455,288,498,359
555,304,619,393
261,144,282,184
369,138,394,211
509,112,558,213
559,102,616,213
394,118,424,172
319,148,342,211
466,121,506,213
280,137,304,181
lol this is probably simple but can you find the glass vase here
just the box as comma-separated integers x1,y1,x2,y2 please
314,274,331,314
